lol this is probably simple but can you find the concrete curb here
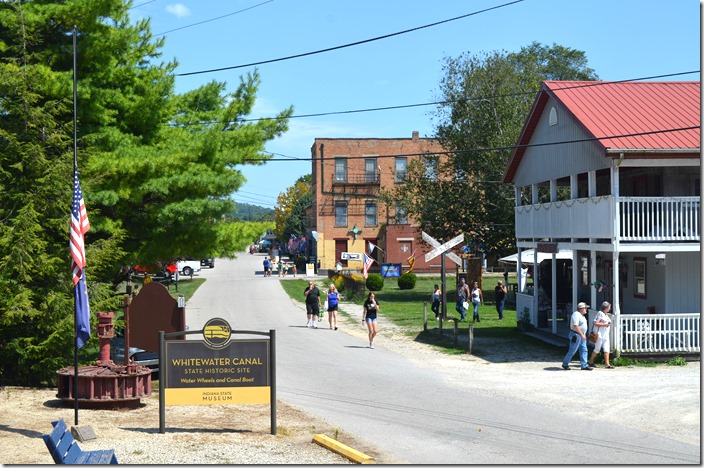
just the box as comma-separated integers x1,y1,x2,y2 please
312,434,374,464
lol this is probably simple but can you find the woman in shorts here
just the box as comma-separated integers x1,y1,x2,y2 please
362,292,380,349
326,284,341,330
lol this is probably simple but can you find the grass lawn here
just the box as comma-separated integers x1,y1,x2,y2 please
279,275,565,358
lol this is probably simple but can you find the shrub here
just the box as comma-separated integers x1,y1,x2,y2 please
397,272,417,290
331,274,345,292
667,355,687,366
365,273,384,291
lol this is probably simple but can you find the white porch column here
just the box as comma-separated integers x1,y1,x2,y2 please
551,254,557,334
533,252,539,326
611,162,622,351
590,251,597,310
588,170,597,198
572,251,579,320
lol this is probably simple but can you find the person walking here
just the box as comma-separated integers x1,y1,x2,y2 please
362,292,380,349
304,281,321,328
455,278,470,322
588,301,613,368
562,302,593,370
262,257,270,277
325,284,341,330
431,284,442,320
470,281,483,323
494,280,507,320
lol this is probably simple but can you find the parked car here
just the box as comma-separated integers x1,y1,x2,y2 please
176,259,201,276
200,258,215,268
110,335,159,374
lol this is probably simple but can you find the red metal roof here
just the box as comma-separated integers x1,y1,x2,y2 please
504,81,701,182
545,80,700,150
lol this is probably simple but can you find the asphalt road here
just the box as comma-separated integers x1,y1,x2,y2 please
185,254,700,464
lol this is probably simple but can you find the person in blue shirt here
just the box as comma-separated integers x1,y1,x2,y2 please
326,284,341,330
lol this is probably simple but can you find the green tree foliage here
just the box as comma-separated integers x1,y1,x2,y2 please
274,174,312,240
389,42,597,257
0,0,290,385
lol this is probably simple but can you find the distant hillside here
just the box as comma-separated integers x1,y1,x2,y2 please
233,202,275,222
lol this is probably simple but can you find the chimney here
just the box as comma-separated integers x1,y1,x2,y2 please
412,131,419,140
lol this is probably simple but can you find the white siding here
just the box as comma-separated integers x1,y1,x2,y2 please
512,98,611,187
665,251,701,313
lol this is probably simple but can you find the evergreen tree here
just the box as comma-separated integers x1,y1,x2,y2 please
0,0,291,385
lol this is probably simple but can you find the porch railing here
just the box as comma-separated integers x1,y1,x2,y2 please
619,313,700,354
620,197,700,241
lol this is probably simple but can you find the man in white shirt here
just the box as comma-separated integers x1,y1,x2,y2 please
561,302,593,371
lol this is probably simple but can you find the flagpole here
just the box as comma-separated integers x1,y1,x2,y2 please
72,25,79,426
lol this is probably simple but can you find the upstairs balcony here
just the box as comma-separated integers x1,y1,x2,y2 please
515,196,700,243
332,172,380,185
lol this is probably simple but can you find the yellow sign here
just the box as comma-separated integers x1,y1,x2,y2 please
165,387,270,406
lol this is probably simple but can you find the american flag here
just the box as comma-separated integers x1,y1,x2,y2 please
363,252,375,279
70,168,91,348
70,168,90,285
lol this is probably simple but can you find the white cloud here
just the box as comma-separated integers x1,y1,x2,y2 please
165,3,191,18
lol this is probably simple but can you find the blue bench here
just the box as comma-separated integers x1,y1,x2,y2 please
43,419,118,464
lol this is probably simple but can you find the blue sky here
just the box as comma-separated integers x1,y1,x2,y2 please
130,0,700,209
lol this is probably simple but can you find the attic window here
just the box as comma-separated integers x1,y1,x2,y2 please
548,107,558,126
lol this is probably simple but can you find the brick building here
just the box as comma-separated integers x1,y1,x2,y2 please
309,131,456,274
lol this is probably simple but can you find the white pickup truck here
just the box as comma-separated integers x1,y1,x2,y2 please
176,259,201,276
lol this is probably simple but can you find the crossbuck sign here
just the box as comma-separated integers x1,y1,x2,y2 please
422,232,463,266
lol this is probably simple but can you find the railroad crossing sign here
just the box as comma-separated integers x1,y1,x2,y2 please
423,232,463,265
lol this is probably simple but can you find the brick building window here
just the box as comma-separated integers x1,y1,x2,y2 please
335,201,348,227
365,201,377,226
335,158,347,182
395,157,407,183
365,158,378,183
394,202,408,224
425,157,438,181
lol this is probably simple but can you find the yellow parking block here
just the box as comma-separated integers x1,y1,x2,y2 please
312,433,374,464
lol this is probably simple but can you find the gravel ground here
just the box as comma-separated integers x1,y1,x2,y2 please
1,295,699,464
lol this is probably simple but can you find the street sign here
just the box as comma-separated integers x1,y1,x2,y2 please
423,232,463,265
340,252,362,261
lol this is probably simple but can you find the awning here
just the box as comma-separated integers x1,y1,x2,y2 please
499,249,573,264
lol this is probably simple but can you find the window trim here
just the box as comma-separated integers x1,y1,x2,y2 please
364,200,377,227
395,157,407,183
334,200,348,227
633,257,647,299
334,157,348,183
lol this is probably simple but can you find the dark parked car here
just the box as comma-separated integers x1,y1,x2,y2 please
200,258,215,268
110,335,159,375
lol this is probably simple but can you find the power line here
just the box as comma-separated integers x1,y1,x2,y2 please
173,70,699,127
130,0,160,10
153,0,275,36
248,126,699,162
175,0,524,76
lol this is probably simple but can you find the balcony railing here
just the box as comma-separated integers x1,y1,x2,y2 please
333,172,380,185
515,196,700,242
620,197,700,241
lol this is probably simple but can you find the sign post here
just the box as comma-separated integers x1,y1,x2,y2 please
422,232,464,321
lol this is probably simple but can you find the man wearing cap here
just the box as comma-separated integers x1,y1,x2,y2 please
561,302,593,370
